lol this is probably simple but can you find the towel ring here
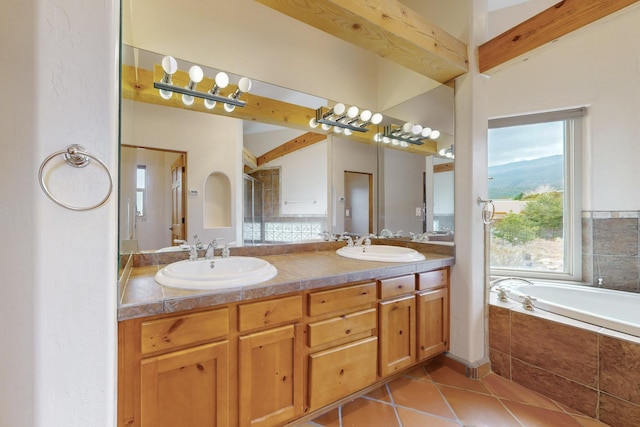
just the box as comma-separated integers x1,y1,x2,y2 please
38,144,113,211
477,197,495,225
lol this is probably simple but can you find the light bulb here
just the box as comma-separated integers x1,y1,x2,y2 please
334,126,343,134
439,148,446,156
159,56,178,99
411,124,423,135
237,77,252,93
344,129,352,136
309,118,319,128
370,113,383,125
182,65,204,106
402,123,414,134
421,127,432,138
333,103,346,116
347,106,359,119
382,136,391,144
321,123,331,131
204,72,230,109
224,101,236,112
359,110,372,122
373,133,382,142
430,130,441,140
392,139,400,146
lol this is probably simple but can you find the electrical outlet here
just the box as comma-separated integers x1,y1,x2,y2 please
415,207,422,216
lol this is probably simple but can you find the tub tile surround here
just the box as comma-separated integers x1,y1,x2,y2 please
583,211,640,292
489,299,640,426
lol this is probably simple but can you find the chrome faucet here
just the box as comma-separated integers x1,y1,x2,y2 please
205,239,218,260
193,234,204,249
189,245,198,261
354,234,372,247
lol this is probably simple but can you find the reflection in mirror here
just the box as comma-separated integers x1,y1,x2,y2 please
119,45,454,256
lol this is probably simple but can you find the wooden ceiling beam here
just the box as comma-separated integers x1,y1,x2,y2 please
254,0,468,83
479,0,640,73
257,132,327,166
121,64,438,155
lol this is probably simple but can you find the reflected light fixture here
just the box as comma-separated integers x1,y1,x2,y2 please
154,56,251,110
223,77,252,112
309,103,383,134
159,56,178,100
439,144,455,159
376,123,441,147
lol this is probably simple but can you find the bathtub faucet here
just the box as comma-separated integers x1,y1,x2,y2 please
522,295,537,311
490,277,534,288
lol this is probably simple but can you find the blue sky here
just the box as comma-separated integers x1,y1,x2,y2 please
488,121,564,167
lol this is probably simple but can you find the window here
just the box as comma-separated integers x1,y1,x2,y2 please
136,165,146,217
488,109,583,280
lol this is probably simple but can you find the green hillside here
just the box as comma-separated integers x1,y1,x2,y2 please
488,155,563,200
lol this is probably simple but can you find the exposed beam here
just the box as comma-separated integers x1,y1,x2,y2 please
254,0,468,83
257,132,327,166
243,147,258,170
479,0,640,73
434,162,454,173
121,64,439,156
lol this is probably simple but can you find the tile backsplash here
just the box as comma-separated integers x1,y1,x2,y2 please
582,211,640,292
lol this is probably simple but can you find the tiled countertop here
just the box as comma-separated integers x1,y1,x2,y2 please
118,241,455,321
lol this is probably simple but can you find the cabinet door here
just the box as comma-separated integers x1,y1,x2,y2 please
378,295,416,377
417,288,449,361
239,324,303,427
140,340,229,427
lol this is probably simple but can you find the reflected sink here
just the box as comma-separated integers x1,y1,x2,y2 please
156,245,189,253
336,245,426,262
155,257,277,290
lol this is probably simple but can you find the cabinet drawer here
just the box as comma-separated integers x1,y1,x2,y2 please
238,295,302,332
379,275,416,299
308,336,378,410
307,308,376,348
308,282,376,317
417,269,448,290
141,308,229,354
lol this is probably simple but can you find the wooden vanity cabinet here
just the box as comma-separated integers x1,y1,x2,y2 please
417,269,450,361
119,266,450,427
237,295,304,427
119,308,231,427
306,282,378,411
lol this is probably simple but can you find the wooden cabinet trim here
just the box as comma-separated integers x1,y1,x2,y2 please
140,308,229,355
238,294,303,332
307,282,376,317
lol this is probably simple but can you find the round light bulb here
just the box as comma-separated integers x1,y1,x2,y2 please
238,77,252,93
188,65,204,83
421,127,432,138
309,118,319,128
347,106,359,119
159,89,173,100
400,141,409,148
382,136,391,144
402,123,414,134
224,101,236,112
344,129,352,136
182,94,195,106
370,113,383,125
411,124,423,135
161,56,178,74
392,139,400,146
334,126,343,134
333,103,346,116
430,130,441,140
204,99,216,109
373,133,382,142
215,72,229,88
321,123,331,131
359,110,372,122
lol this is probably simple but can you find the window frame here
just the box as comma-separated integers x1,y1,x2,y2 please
136,164,147,218
488,108,584,282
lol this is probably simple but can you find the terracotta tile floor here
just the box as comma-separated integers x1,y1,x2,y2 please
296,365,610,427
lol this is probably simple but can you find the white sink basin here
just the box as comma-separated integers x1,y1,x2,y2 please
155,257,277,290
156,245,189,253
336,245,426,262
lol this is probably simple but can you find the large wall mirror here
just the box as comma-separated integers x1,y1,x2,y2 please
119,0,455,257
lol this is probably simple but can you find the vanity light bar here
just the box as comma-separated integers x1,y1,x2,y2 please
381,124,441,146
154,56,250,109
153,81,247,107
309,104,383,134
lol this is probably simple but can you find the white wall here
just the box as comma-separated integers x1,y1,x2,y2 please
1,0,119,426
383,149,426,235
487,4,640,211
121,99,243,246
